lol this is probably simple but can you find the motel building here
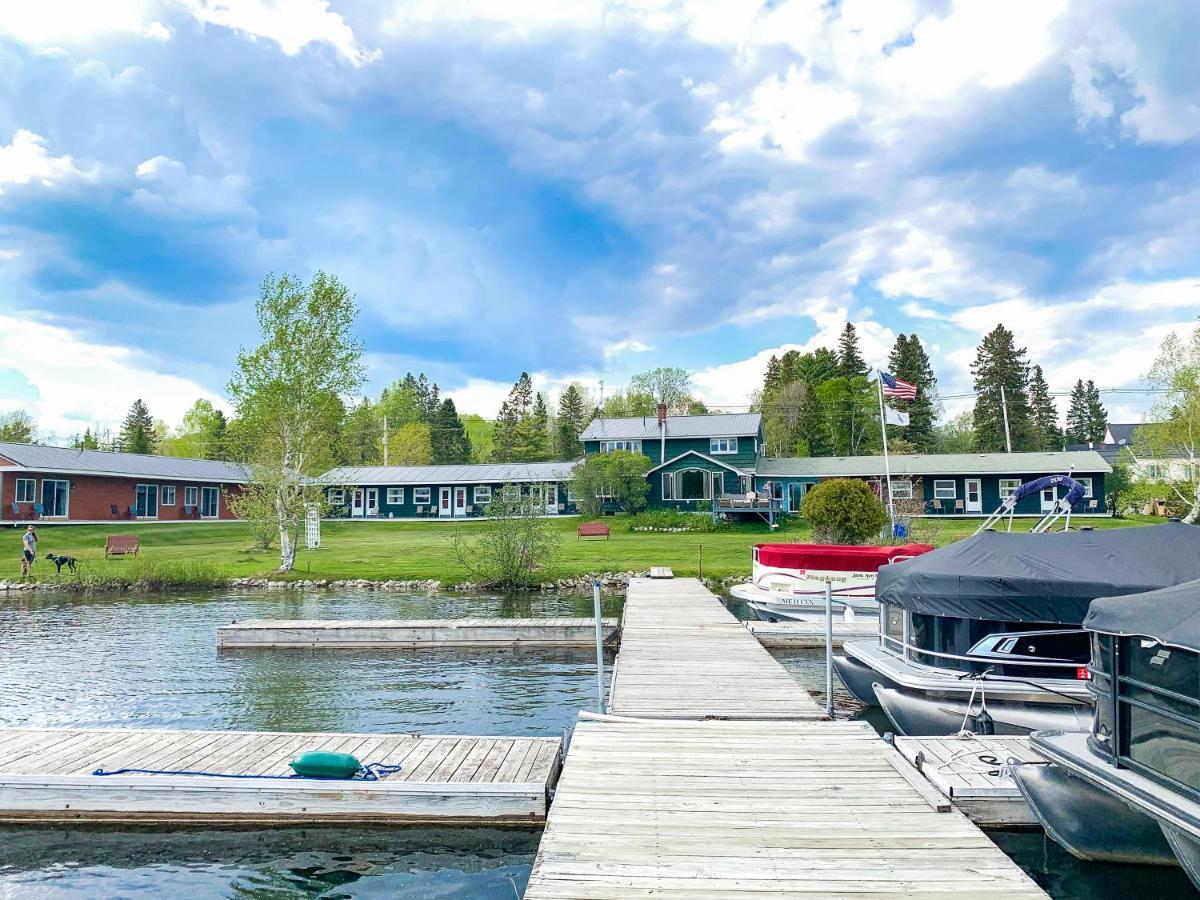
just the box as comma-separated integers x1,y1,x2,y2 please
320,462,580,519
0,442,249,523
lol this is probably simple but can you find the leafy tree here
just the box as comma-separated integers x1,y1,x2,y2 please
118,399,158,454
1138,326,1200,522
837,323,869,378
452,485,561,589
758,347,839,456
593,387,656,419
1027,365,1061,450
801,478,889,544
931,411,977,453
555,384,587,459
0,410,36,444
386,422,433,465
340,398,382,465
430,398,472,464
630,366,694,414
970,324,1033,451
460,414,494,462
571,450,652,516
225,482,279,551
886,334,938,451
814,375,879,456
377,374,426,427
1106,455,1134,518
228,271,364,570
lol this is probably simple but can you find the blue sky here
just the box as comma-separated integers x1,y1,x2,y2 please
1,0,1198,440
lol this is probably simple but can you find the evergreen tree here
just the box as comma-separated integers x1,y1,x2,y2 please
1064,379,1089,444
492,372,535,462
341,398,382,465
970,324,1033,452
377,374,425,427
837,323,869,378
1085,380,1108,443
512,392,553,461
885,334,938,452
1027,365,1061,450
430,398,472,464
76,427,100,450
118,399,158,454
555,384,586,459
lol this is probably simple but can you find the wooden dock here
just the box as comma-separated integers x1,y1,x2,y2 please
0,727,560,825
608,577,825,720
217,617,619,649
745,619,879,649
892,736,1044,828
527,578,1046,897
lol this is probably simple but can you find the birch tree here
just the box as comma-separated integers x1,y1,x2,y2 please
228,272,364,570
1139,326,1200,523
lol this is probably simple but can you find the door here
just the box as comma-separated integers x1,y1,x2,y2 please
351,488,365,518
1041,485,1057,512
134,483,158,518
365,488,378,517
439,487,453,517
710,472,724,500
41,480,69,517
965,478,983,514
544,483,558,514
789,483,809,513
454,487,468,516
200,487,219,518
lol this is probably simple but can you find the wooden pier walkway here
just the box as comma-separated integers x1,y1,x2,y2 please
608,578,825,720
527,577,1046,898
0,727,559,825
217,617,619,649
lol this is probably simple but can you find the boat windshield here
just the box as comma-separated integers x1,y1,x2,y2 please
1089,633,1200,800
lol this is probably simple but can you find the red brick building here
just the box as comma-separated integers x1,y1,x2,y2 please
0,443,250,523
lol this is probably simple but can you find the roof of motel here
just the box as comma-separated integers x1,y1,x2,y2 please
580,412,762,442
320,461,582,485
755,449,1112,478
0,442,253,483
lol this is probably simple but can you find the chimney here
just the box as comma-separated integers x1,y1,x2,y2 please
657,403,667,464
657,403,667,426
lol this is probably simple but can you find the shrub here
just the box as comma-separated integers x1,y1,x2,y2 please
627,509,730,532
801,478,889,544
570,451,651,516
451,485,561,589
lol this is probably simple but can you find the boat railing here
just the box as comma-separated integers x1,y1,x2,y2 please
878,639,1086,680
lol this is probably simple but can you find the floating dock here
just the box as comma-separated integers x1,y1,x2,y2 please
527,578,1046,897
745,619,879,649
217,617,619,649
0,727,560,825
892,735,1044,828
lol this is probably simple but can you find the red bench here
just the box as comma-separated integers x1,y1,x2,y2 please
577,521,610,541
105,535,141,558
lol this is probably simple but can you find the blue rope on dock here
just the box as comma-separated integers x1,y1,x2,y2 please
92,762,404,781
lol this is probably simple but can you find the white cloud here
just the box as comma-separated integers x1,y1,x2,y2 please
603,338,654,359
0,130,93,192
132,154,251,217
0,314,225,438
181,0,380,65
446,371,602,416
0,0,168,44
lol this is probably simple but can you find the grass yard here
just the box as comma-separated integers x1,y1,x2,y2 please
0,513,1164,587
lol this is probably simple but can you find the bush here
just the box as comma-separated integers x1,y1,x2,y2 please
451,485,561,589
627,509,730,533
801,478,889,544
570,451,651,516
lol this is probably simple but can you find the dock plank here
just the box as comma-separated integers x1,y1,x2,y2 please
217,617,619,649
0,728,559,825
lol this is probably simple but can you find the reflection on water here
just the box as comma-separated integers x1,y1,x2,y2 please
0,825,539,898
0,589,617,736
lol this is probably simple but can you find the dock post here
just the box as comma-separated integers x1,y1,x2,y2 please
824,580,834,718
593,579,605,713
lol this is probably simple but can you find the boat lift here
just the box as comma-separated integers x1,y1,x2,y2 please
973,473,1088,536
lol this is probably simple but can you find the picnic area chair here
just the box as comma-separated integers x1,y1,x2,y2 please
104,535,140,558
577,521,610,541
954,500,965,514
10,502,24,521
31,503,43,519
127,505,138,520
110,504,124,520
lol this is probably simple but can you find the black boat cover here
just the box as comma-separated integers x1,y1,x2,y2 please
875,522,1200,624
1085,578,1200,652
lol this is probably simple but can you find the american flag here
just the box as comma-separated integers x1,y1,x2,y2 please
880,372,918,400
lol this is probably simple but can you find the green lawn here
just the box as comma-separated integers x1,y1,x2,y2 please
3,513,1164,586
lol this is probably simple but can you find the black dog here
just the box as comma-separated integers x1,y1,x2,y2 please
45,553,77,574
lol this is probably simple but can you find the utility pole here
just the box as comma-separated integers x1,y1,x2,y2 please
383,416,389,466
999,385,1013,453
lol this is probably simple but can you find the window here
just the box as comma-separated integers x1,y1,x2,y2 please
134,484,159,518
14,478,35,503
599,440,641,454
890,479,913,500
933,480,956,499
1075,477,1093,499
711,471,725,497
184,486,199,507
566,483,578,502
161,485,176,506
199,486,219,518
386,487,404,505
662,472,674,500
998,478,1021,499
676,469,709,501
1146,463,1168,481
328,488,344,505
41,480,69,517
474,485,492,504
413,487,431,504
709,437,738,455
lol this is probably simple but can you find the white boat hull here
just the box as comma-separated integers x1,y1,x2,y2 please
730,583,877,622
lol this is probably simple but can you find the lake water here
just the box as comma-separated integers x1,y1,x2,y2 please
2,588,1196,897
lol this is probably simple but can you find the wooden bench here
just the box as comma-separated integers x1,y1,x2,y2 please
104,535,140,558
577,521,610,540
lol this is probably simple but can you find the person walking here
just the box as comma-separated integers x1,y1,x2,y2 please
20,525,37,577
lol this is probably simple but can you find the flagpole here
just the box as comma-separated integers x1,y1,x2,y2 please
877,372,896,533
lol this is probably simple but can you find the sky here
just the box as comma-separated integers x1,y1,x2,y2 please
1,0,1198,442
